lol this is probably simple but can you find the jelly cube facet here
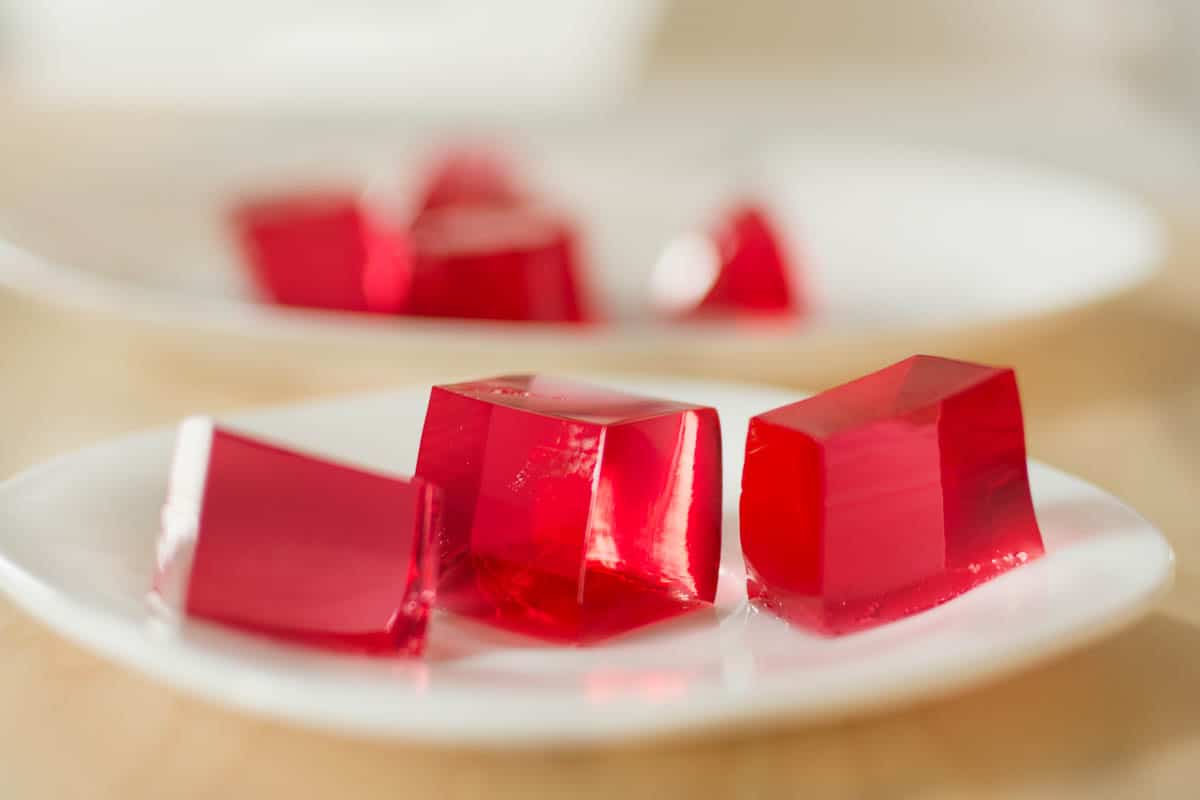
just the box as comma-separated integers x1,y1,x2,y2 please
740,355,1044,634
234,193,411,314
415,375,722,642
154,418,438,655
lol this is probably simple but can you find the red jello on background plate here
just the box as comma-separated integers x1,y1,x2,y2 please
415,375,722,642
740,355,1044,635
153,418,439,655
415,150,524,215
233,193,411,314
408,205,590,322
652,204,805,319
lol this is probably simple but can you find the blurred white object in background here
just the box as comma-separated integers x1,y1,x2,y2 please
648,0,1164,81
1141,0,1200,127
2,0,663,111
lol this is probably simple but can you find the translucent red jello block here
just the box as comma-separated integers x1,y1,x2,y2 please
408,206,590,322
652,204,805,319
153,418,439,655
415,375,722,642
740,355,1044,635
416,150,524,215
233,193,411,313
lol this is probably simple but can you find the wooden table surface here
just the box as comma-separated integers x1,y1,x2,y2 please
2,201,1199,798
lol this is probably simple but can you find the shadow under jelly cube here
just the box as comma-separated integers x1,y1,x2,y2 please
740,355,1045,635
415,375,722,643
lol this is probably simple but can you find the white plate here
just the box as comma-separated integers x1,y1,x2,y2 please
0,378,1173,745
0,133,1163,347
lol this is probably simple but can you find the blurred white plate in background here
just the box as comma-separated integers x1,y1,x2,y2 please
0,378,1173,744
0,133,1164,347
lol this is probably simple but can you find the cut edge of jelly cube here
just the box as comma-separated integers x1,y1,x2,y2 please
436,374,708,426
739,417,825,598
150,415,214,619
391,477,442,656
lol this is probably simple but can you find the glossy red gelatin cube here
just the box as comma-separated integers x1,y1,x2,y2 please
153,418,439,655
416,150,524,215
415,375,722,642
233,193,411,313
408,205,590,322
740,355,1044,635
652,204,805,319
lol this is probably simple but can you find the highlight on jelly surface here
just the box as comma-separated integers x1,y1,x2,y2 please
651,203,806,320
739,355,1044,635
408,204,591,323
152,417,440,655
415,375,723,643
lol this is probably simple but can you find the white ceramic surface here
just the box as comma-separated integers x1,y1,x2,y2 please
0,378,1174,745
0,138,1164,350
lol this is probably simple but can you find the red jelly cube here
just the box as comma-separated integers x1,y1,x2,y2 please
740,355,1044,635
408,205,590,322
653,204,805,319
415,375,722,642
233,193,412,314
416,150,524,215
153,418,439,655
